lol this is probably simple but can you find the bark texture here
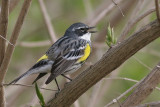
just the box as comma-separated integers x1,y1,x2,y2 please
0,0,9,107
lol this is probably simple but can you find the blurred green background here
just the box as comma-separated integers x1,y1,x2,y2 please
2,0,160,107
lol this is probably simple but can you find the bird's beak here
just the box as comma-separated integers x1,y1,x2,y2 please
88,26,97,33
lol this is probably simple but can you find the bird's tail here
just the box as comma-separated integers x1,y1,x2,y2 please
8,71,32,85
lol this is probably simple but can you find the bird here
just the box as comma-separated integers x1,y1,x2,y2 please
9,22,96,91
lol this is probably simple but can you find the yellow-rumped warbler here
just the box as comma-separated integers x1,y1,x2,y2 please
9,22,96,91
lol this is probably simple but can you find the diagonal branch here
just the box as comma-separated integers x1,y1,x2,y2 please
118,7,156,41
47,20,160,107
87,0,123,26
122,62,160,107
118,0,145,42
134,101,160,107
112,0,124,17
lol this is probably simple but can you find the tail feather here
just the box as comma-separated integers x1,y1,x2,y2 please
45,74,56,84
8,71,32,85
32,73,47,84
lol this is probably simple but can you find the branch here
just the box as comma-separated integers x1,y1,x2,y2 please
0,35,14,47
3,83,57,91
122,62,160,107
104,77,160,91
9,0,20,13
47,20,160,107
118,0,151,42
105,79,142,107
112,0,124,17
0,0,32,106
0,0,9,107
38,0,57,43
133,56,152,71
118,7,156,41
0,0,9,66
87,0,123,26
83,0,93,19
87,81,102,107
155,0,160,23
134,101,160,107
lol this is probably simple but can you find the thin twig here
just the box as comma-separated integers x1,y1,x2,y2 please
118,0,145,42
122,62,160,107
112,0,124,17
0,35,14,47
92,68,123,107
116,98,122,107
3,83,57,91
155,0,160,23
6,75,41,106
133,56,152,71
88,0,123,26
118,7,156,42
104,77,160,91
87,81,102,107
83,0,93,19
134,101,160,107
104,80,141,107
38,0,57,43
141,48,160,58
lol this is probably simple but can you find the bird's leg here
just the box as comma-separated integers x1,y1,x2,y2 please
61,74,72,81
54,78,61,97
55,78,61,92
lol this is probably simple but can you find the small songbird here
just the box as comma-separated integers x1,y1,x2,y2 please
9,22,96,91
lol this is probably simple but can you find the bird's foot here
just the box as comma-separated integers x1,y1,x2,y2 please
55,89,61,98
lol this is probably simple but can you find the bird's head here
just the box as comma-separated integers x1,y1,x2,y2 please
64,22,96,40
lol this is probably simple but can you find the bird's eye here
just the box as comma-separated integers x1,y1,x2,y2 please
80,28,85,32
80,28,85,30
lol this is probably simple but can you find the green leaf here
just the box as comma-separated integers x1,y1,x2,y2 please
105,23,117,47
106,41,111,47
35,83,45,107
107,24,112,39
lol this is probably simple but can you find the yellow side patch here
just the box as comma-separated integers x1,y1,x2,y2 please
37,54,48,62
78,44,91,62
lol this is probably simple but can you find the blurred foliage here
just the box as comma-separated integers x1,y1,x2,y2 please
3,0,160,107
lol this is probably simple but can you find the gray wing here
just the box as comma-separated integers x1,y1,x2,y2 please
45,38,88,84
